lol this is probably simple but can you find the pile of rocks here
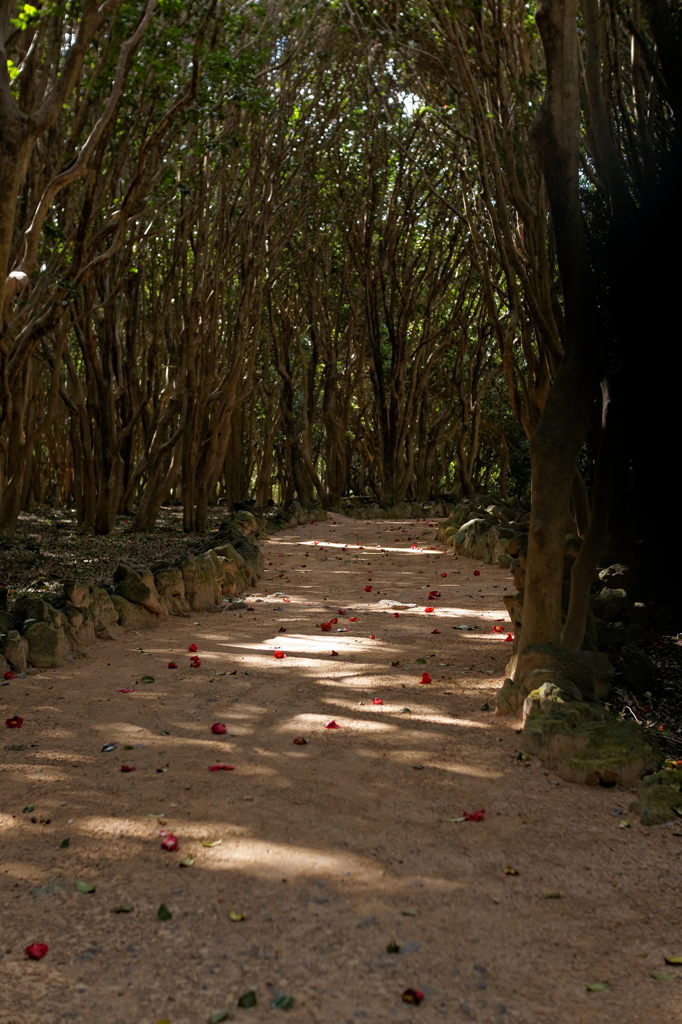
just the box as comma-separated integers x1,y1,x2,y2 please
0,511,264,674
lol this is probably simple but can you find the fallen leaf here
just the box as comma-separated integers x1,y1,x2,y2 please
156,764,169,773
5,715,23,728
619,820,630,828
111,904,134,913
22,805,35,813
416,657,426,664
75,878,95,893
237,991,257,1008
206,1011,233,1023
161,834,179,851
120,765,136,773
270,994,294,1010
25,942,48,960
209,764,235,771
401,989,425,1005
168,662,178,669
386,941,401,953
201,839,222,847
293,737,308,745
665,956,682,964
325,720,340,729
157,903,172,921
651,972,677,981
503,865,519,875
211,723,227,735
60,837,70,848
138,675,155,685
542,892,562,899
229,909,246,921
179,854,194,867
586,981,608,991
402,707,411,713
401,909,419,916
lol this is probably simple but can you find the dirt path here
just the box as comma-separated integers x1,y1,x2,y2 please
1,514,681,1024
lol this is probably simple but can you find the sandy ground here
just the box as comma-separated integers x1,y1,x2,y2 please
1,514,681,1024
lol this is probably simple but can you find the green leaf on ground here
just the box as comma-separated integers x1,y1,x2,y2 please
229,909,246,921
157,903,172,920
386,941,401,953
75,878,95,893
111,905,134,913
415,658,426,664
270,995,294,1010
207,1011,233,1023
664,956,682,964
179,855,194,867
60,837,70,848
156,764,169,773
201,839,222,847
237,990,257,1007
586,981,608,991
401,909,419,917
138,675,155,684
23,806,35,813
651,973,677,981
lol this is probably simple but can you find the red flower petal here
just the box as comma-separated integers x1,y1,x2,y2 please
168,661,178,668
273,651,286,659
25,942,48,960
424,607,434,613
188,644,198,652
349,617,358,622
431,629,441,634
392,613,399,618
330,617,338,624
429,591,441,598
5,715,23,728
190,657,201,667
120,765,136,772
463,809,485,822
293,737,308,745
325,720,340,729
372,698,383,705
338,609,346,615
116,688,135,693
364,586,372,592
4,670,14,680
278,627,287,633
211,723,227,734
369,634,375,639
331,650,339,656
441,573,447,578
473,570,480,576
209,764,235,771
161,833,179,850
320,622,331,631
420,673,432,684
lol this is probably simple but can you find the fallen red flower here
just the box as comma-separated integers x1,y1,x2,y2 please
349,617,358,622
278,626,286,633
331,650,339,656
5,715,22,728
161,833,179,851
364,586,372,592
463,809,485,822
330,617,338,624
492,625,505,633
320,622,332,631
4,670,14,680
209,764,235,771
401,989,425,1005
283,597,291,602
424,607,435,613
441,573,447,578
168,661,178,668
293,737,308,745
429,591,441,599
325,720,340,729
116,688,135,693
473,570,480,576
369,634,375,639
25,943,48,961
504,633,514,642
211,723,227,734
190,657,201,667
120,765,136,772
420,673,432,684
188,643,198,652
273,650,286,659
338,609,346,615
372,698,383,705
431,629,441,634
392,612,399,618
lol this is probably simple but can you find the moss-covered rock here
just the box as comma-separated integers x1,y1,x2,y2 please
2,629,28,672
631,768,682,825
23,621,70,669
111,595,159,631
